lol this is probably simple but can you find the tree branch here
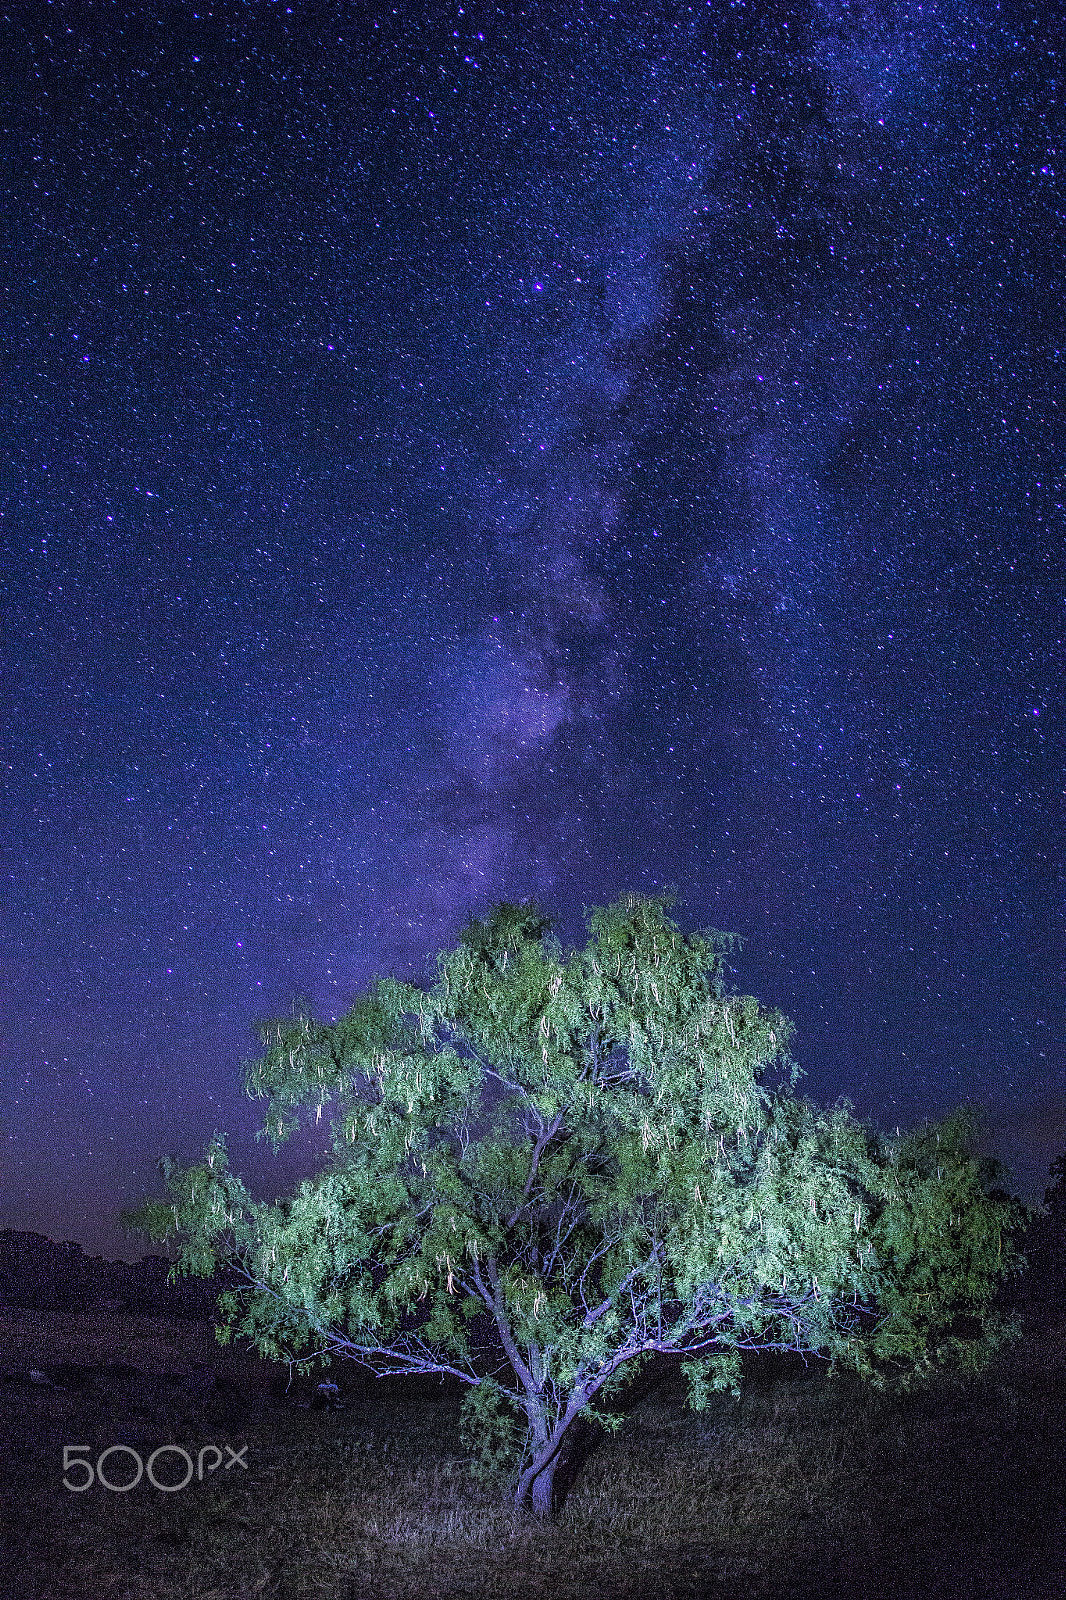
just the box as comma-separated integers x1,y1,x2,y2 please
581,1243,662,1328
476,1255,539,1399
506,1108,568,1228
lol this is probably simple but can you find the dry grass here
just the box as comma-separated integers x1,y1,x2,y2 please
3,1303,1063,1600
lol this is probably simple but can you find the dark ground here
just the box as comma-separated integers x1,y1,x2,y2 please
1,1230,1063,1599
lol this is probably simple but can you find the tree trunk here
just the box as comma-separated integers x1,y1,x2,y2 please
516,1448,561,1517
512,1357,675,1516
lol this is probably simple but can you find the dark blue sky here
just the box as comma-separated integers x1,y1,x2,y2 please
2,0,1061,1259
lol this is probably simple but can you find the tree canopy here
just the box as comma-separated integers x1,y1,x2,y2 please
124,893,1025,1515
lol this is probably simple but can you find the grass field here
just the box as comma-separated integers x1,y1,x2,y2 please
3,1293,1063,1600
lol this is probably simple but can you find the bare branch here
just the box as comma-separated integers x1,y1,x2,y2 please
506,1108,568,1228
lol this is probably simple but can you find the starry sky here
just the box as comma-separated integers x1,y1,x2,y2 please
2,0,1061,1260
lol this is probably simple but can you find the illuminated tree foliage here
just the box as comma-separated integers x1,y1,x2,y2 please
125,894,1024,1515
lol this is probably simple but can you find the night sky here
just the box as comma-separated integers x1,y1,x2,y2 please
3,1,1061,1260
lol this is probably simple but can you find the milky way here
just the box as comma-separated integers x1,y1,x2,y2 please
2,0,1060,1255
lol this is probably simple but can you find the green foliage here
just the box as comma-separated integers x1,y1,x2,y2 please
123,892,1025,1514
459,1381,529,1487
680,1348,743,1409
863,1109,1027,1382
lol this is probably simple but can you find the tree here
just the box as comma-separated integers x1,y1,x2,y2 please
124,893,1024,1516
1042,1151,1066,1229
1015,1149,1066,1311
